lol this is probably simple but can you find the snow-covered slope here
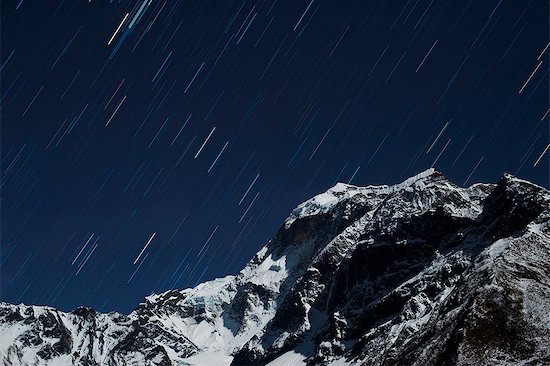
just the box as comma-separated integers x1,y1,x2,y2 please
1,169,549,365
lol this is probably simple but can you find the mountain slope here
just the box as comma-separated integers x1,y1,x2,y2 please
1,169,549,366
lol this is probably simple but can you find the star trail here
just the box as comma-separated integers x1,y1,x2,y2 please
1,0,548,313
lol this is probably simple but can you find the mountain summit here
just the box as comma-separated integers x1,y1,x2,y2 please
1,169,549,365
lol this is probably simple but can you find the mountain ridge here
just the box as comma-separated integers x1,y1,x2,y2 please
1,169,549,365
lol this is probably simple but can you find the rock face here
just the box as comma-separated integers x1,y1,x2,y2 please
1,168,549,366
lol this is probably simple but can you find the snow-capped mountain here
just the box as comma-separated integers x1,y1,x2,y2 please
1,168,549,365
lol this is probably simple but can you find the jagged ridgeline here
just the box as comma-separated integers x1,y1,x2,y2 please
1,169,549,366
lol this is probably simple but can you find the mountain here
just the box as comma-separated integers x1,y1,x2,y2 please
1,168,549,366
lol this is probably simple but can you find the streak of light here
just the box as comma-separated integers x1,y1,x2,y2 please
105,94,127,126
432,138,452,167
171,114,192,146
71,234,94,265
369,45,389,77
60,69,81,101
463,156,484,186
329,25,350,57
152,51,173,82
22,85,44,116
208,141,230,173
541,108,550,121
451,135,474,167
134,233,156,264
184,62,205,93
148,117,170,148
0,49,15,72
168,251,191,288
177,135,197,166
533,144,549,167
426,121,450,154
537,42,549,60
368,132,390,164
197,225,219,257
7,254,32,286
255,16,274,47
237,12,257,44
235,6,256,38
239,173,260,205
46,119,68,149
288,136,308,167
108,13,129,45
75,240,99,275
104,79,125,109
128,252,149,284
168,212,190,244
385,51,407,83
128,0,150,29
416,40,437,72
294,0,315,31
239,191,260,223
348,165,360,183
194,126,216,159
215,33,235,65
309,128,331,160
518,61,543,94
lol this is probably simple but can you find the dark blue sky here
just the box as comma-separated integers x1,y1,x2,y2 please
1,0,548,314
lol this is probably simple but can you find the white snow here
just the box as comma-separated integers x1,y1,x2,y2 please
242,252,288,292
266,349,308,366
285,182,363,229
0,322,30,355
181,350,233,366
283,168,482,228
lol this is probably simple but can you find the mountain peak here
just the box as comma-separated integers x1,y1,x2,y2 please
1,170,549,366
396,166,444,185
500,171,547,190
284,168,449,229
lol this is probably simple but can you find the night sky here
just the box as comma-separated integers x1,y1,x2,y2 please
1,0,548,314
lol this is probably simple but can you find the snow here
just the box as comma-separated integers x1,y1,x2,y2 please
45,356,73,366
266,342,314,366
243,252,288,292
0,321,30,357
284,182,362,228
266,350,308,366
488,238,509,258
185,318,225,349
181,351,233,366
283,168,471,228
